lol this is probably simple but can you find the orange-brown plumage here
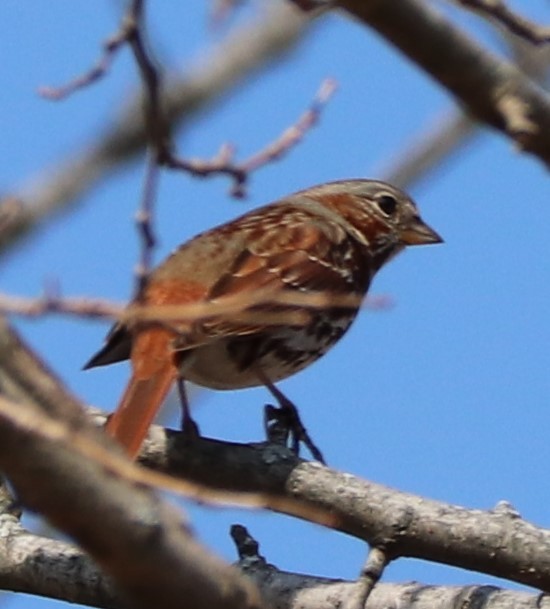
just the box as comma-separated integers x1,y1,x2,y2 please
102,278,208,457
86,179,442,459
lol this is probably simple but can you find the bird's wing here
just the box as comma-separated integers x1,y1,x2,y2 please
171,220,368,350
85,216,370,363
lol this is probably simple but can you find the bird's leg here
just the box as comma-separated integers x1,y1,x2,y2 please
263,404,292,448
177,378,200,438
256,370,325,464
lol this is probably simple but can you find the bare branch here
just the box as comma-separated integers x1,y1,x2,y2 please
0,289,390,329
0,292,125,321
1,511,544,609
136,425,550,592
3,314,550,597
134,151,160,295
120,1,167,294
332,0,550,166
5,382,550,596
9,392,548,596
0,396,264,609
165,77,338,198
0,479,118,608
0,4,311,256
0,319,263,609
38,25,130,100
375,25,550,191
456,0,550,46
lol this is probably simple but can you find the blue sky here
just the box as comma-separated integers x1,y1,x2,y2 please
1,2,549,606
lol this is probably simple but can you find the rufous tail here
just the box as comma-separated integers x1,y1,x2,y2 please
105,330,177,459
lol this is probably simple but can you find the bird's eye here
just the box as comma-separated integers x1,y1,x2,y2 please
376,194,398,216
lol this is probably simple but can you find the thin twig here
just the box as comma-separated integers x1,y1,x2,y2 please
235,77,338,195
0,288,388,326
41,1,170,294
164,77,338,197
134,151,160,296
125,1,171,156
457,0,550,46
39,12,135,99
123,1,168,295
0,292,124,321
0,4,309,259
36,3,320,201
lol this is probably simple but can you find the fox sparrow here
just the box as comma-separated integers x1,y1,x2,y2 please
85,179,442,460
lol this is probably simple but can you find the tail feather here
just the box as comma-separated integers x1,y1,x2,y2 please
105,364,177,458
105,328,177,458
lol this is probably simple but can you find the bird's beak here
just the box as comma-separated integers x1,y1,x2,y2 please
400,217,443,246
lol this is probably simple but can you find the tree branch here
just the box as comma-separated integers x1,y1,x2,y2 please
163,77,338,198
134,422,550,592
0,502,547,609
2,315,550,594
0,318,262,609
2,307,550,601
456,0,550,46
331,0,550,166
0,3,312,255
0,478,118,608
39,10,136,100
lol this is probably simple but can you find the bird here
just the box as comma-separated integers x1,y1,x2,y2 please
84,179,442,460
